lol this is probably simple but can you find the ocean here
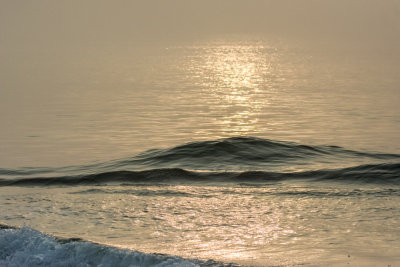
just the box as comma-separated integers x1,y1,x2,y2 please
1,37,399,266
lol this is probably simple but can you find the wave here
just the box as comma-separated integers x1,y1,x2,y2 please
0,225,238,267
1,163,399,186
123,137,400,171
1,137,399,179
1,137,399,186
69,187,400,198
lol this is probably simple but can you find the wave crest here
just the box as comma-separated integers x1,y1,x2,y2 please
129,137,399,170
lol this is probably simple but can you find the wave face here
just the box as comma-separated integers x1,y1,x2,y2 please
1,137,399,186
0,226,235,267
0,163,399,186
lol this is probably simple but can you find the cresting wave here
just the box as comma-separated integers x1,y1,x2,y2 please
0,225,238,267
1,137,399,185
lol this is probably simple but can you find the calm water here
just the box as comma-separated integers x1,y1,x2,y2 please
1,38,399,167
1,37,400,266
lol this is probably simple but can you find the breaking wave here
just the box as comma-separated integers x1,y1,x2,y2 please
0,225,237,267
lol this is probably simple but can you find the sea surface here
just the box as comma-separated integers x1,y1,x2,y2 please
1,37,400,266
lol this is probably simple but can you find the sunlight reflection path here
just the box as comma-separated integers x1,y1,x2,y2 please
186,43,282,137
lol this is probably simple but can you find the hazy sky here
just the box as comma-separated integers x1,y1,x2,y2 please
1,0,400,49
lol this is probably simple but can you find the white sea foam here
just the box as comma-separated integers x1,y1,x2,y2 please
0,227,200,267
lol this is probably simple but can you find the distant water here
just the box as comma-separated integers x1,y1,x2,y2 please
1,38,400,266
1,38,400,167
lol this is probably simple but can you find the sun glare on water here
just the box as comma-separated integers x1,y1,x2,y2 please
186,42,282,137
